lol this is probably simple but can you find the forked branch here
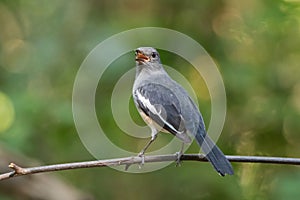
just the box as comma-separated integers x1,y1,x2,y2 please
1,154,300,181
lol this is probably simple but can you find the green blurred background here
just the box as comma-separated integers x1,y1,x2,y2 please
1,0,300,199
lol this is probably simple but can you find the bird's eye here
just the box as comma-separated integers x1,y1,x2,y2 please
151,52,157,58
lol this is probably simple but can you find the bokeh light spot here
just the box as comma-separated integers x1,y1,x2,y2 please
0,92,15,133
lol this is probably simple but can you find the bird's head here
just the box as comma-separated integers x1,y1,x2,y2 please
135,47,161,65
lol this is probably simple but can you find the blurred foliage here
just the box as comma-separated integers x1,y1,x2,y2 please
1,0,300,199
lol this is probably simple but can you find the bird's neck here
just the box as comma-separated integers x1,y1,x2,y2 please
133,64,169,92
135,63,166,79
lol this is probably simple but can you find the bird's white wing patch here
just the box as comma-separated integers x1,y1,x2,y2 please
135,90,183,135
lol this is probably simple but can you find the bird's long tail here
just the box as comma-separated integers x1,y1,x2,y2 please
194,126,234,176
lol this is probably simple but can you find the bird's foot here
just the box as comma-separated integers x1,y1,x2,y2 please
175,151,183,167
138,152,145,169
175,143,184,167
124,152,145,171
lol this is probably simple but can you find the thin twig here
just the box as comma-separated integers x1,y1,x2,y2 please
1,154,300,181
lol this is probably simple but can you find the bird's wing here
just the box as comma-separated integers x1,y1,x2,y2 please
134,83,191,143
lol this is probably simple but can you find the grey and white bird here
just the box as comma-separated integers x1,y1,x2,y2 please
132,47,233,176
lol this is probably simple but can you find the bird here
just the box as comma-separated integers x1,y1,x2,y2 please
132,47,233,176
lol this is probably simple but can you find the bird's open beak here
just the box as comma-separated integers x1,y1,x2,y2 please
135,52,150,63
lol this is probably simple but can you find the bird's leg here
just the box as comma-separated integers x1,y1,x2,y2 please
138,128,158,166
175,142,185,167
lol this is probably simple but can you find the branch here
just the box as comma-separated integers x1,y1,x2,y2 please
1,154,300,181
